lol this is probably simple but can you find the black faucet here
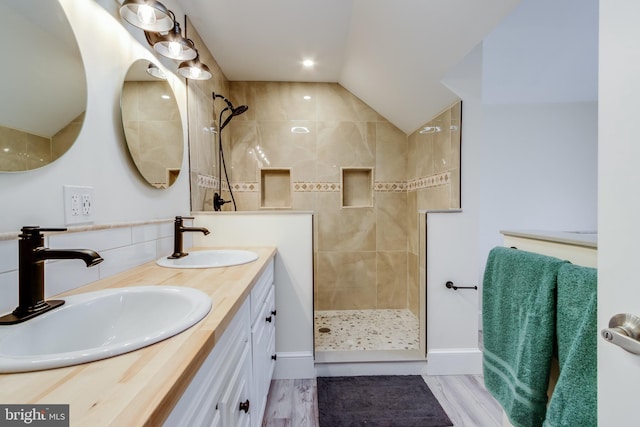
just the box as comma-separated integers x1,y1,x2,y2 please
0,226,104,325
168,216,210,259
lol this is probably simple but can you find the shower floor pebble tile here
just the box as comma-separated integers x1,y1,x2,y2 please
314,309,419,351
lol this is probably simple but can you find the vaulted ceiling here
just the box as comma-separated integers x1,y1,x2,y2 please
177,0,521,133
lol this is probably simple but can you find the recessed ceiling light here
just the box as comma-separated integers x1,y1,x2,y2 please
303,95,311,100
302,59,314,68
291,126,310,134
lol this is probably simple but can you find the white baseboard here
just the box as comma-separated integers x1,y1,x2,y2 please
426,348,482,375
273,351,315,379
315,360,428,377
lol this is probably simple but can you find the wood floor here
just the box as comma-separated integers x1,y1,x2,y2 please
262,373,503,427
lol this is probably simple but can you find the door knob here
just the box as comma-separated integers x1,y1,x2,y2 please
601,313,640,355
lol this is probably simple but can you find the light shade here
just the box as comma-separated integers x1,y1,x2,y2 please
152,22,197,61
119,0,174,32
146,63,166,79
178,57,212,80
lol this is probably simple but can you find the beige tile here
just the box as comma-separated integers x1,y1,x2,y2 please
407,191,418,254
316,83,381,122
234,191,260,211
229,122,259,182
408,252,419,317
316,251,377,289
251,82,318,121
257,121,317,182
316,193,376,251
376,251,408,309
417,185,450,210
317,121,373,182
433,109,452,174
376,192,408,251
375,122,407,182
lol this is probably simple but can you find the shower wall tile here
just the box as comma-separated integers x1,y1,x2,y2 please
257,121,316,182
316,193,376,252
250,82,318,121
291,191,317,212
316,83,382,122
233,192,260,211
377,251,408,308
229,122,259,182
315,251,377,290
433,109,452,174
376,192,408,251
407,191,418,255
317,121,374,182
417,185,451,210
408,251,419,317
375,122,407,182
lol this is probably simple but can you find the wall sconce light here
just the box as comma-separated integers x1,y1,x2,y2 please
120,0,211,80
146,22,197,61
119,0,174,32
178,56,212,80
146,63,166,79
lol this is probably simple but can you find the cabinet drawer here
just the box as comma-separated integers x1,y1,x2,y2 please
220,339,252,427
164,299,250,427
250,261,274,324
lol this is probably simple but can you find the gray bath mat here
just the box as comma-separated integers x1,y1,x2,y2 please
317,375,453,427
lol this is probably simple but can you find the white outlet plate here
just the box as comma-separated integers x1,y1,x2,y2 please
64,185,95,225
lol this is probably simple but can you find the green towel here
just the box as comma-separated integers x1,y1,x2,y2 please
543,264,597,427
482,247,568,427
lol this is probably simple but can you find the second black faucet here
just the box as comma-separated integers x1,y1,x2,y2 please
168,216,210,259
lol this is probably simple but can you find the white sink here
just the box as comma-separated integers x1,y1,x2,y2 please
0,286,211,373
156,249,259,269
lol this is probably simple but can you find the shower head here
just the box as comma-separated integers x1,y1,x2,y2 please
232,105,248,116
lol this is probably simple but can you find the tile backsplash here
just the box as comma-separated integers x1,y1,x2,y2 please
0,219,187,315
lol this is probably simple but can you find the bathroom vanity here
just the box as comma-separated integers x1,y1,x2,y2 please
501,229,597,268
0,246,277,426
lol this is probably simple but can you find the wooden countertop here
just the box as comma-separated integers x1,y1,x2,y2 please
0,246,277,426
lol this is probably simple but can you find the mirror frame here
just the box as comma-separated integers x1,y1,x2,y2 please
0,0,87,172
120,59,184,189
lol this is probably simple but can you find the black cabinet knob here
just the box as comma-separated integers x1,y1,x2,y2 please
265,316,272,323
271,354,277,360
239,399,250,413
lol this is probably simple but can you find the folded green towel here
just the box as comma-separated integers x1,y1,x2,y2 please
543,263,597,427
482,247,568,427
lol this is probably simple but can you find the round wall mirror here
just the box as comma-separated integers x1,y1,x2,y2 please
121,59,184,189
0,0,87,172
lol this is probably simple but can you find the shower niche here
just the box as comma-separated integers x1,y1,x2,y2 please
260,168,291,208
341,168,373,208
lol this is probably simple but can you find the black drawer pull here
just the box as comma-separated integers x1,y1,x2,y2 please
271,309,277,316
239,399,250,413
271,354,277,360
265,316,272,323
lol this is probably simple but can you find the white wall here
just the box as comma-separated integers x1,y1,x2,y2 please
441,0,598,329
478,102,597,267
479,0,597,282
0,0,191,233
192,212,315,379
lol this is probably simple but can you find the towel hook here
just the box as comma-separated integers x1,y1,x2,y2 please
445,281,477,291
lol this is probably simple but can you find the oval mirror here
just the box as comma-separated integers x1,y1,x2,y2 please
121,59,184,189
0,0,87,172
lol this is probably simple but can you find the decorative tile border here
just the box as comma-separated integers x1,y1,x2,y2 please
294,182,340,192
219,172,451,194
374,181,406,192
407,172,450,191
229,182,258,192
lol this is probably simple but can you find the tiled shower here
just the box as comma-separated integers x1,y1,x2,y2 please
185,19,461,359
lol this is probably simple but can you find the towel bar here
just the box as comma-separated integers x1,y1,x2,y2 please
445,281,477,291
